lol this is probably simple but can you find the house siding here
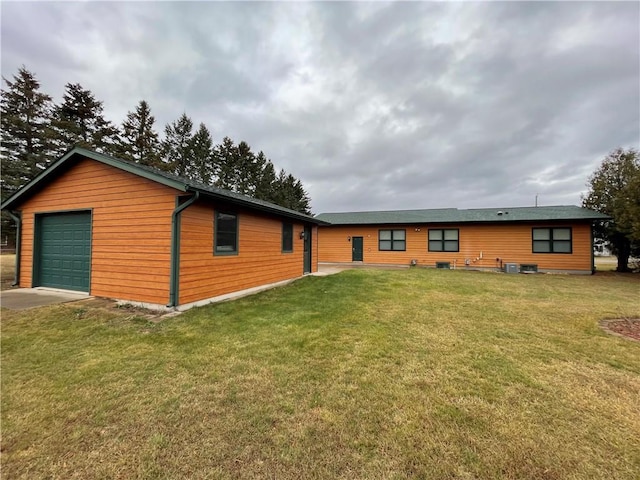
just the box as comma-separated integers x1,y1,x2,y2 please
178,202,313,305
312,225,319,273
18,158,177,304
318,223,593,272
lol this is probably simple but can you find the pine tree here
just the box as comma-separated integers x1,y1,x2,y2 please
254,152,276,201
189,123,215,184
234,141,258,196
51,83,119,156
291,177,312,215
271,169,312,214
118,100,161,168
214,136,238,190
213,138,313,214
1,66,55,201
161,113,193,177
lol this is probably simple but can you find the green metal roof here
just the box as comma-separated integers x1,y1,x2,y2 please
1,147,324,225
315,206,610,225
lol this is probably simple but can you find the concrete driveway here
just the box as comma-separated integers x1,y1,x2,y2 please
0,288,91,310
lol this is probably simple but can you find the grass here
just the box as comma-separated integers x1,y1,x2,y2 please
0,254,16,290
2,269,639,479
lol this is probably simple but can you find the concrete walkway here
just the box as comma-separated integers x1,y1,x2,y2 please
318,262,409,272
0,288,91,310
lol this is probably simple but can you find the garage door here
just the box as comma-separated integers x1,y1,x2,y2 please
35,211,91,292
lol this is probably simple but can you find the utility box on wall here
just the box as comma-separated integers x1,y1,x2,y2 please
504,263,518,274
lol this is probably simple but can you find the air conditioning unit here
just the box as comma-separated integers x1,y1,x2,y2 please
504,263,518,274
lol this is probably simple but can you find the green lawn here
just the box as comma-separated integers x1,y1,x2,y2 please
2,269,639,479
0,254,16,290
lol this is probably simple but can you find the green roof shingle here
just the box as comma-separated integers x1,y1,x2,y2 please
315,206,610,225
1,147,324,225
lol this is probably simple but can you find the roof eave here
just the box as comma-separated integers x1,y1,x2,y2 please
194,188,326,224
0,147,189,211
318,217,611,226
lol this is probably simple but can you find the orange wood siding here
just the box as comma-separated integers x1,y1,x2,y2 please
18,158,177,303
318,223,593,271
179,203,311,304
312,225,319,273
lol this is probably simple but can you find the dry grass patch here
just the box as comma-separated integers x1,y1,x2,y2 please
0,254,16,290
2,269,639,479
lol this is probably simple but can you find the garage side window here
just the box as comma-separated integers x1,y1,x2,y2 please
428,229,459,252
214,211,238,255
282,222,293,253
532,227,572,253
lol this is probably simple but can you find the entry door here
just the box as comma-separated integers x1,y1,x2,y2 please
35,211,91,292
352,236,363,261
303,226,312,274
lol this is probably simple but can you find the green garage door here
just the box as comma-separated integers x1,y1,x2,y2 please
35,211,91,292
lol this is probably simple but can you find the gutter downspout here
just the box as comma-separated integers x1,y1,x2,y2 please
168,191,199,308
590,222,596,275
7,211,21,286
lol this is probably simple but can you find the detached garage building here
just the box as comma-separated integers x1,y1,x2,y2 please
1,147,322,309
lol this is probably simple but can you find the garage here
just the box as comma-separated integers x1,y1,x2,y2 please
34,211,91,292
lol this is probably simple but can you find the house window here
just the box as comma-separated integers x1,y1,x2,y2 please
214,211,238,255
379,229,406,251
532,227,572,253
428,229,459,252
282,222,293,253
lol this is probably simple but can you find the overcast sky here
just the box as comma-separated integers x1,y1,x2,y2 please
2,1,638,214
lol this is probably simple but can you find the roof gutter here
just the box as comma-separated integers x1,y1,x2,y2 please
168,191,199,308
7,211,21,286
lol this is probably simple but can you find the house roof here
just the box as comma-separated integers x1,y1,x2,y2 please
315,206,610,225
1,147,325,225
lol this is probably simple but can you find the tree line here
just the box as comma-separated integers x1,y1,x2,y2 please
1,67,312,217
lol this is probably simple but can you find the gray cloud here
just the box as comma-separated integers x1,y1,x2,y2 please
2,1,638,214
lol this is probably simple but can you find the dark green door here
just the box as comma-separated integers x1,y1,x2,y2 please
35,211,91,292
303,226,312,274
352,236,363,261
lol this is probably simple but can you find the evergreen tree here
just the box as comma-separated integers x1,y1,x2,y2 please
214,136,238,190
161,113,193,177
1,66,55,247
189,123,215,184
254,152,276,201
117,100,161,168
234,141,258,196
213,138,312,214
272,170,312,214
583,147,640,272
51,83,119,156
1,66,55,201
